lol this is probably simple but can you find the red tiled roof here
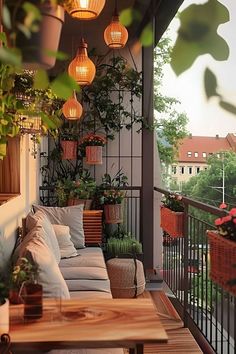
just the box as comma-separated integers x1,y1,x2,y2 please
178,135,233,163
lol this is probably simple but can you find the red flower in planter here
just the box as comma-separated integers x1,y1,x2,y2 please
214,208,236,241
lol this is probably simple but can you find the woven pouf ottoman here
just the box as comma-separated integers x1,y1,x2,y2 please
106,258,146,298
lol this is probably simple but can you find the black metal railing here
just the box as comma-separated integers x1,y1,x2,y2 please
39,186,141,241
155,186,236,354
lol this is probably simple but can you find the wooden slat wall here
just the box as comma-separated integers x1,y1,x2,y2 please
83,210,103,245
0,137,20,193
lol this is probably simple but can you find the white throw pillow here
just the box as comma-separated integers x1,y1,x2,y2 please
52,224,78,259
26,211,61,264
33,205,85,249
19,226,70,299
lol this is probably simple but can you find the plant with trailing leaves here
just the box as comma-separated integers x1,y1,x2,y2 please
162,194,184,212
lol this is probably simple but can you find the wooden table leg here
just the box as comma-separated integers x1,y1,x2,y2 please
129,344,144,354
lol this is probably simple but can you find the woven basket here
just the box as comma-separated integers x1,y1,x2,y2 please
207,230,236,296
61,140,77,160
160,206,184,237
85,146,102,165
104,204,123,224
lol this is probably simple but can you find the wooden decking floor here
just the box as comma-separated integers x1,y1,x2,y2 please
124,290,203,354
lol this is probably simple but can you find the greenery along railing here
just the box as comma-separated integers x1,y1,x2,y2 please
155,186,236,354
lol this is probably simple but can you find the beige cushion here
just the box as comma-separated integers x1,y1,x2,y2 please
65,279,111,292
33,205,85,249
52,224,78,259
61,267,108,280
19,226,70,299
26,211,61,264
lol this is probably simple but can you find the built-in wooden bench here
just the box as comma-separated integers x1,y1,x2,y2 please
133,290,203,354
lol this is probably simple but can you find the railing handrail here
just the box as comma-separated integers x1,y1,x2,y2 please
40,186,142,191
154,186,227,217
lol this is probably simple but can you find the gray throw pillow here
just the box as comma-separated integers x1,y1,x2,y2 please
33,205,85,249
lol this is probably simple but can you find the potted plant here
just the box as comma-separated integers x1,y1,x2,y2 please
6,0,65,70
78,133,106,165
60,128,78,160
207,208,236,296
160,194,184,238
106,234,143,259
67,173,96,210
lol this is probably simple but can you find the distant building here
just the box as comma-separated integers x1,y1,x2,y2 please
171,133,236,188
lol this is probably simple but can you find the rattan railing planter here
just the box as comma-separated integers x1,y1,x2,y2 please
61,140,77,160
207,230,236,296
160,206,184,238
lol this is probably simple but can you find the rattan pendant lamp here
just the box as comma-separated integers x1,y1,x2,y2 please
64,0,106,20
68,38,96,86
104,0,128,49
62,91,83,120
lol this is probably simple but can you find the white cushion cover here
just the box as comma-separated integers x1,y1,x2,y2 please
26,211,61,264
19,226,70,299
33,205,85,249
52,224,78,259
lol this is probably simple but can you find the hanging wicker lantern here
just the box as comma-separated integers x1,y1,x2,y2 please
62,92,83,120
104,10,128,49
64,0,106,20
68,38,96,86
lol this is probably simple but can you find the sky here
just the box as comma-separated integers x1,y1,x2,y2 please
160,0,236,137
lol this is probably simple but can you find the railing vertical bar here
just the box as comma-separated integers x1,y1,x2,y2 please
234,296,236,354
220,288,224,354
215,283,219,353
226,293,230,354
183,204,189,327
189,216,193,318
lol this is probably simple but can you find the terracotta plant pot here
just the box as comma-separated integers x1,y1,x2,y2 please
85,146,103,165
0,299,9,334
67,198,92,210
21,283,43,320
207,230,236,296
16,3,65,70
104,204,123,224
61,140,77,160
160,206,184,238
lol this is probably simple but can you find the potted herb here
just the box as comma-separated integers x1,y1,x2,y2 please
106,235,143,259
67,173,96,210
60,128,78,160
207,208,236,296
78,133,106,165
160,194,184,238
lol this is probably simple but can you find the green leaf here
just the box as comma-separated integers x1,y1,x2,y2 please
45,50,69,61
219,101,236,115
2,5,11,30
51,73,80,100
0,142,7,158
0,47,22,66
120,8,133,27
40,112,59,130
171,0,230,75
140,23,153,47
22,2,42,30
204,68,219,99
0,32,7,46
33,69,49,90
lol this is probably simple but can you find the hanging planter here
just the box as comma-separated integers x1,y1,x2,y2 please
79,134,106,165
61,140,77,160
207,230,236,296
104,204,123,224
160,206,184,238
86,145,103,165
15,3,65,70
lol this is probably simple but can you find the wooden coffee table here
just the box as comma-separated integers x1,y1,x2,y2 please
9,298,168,353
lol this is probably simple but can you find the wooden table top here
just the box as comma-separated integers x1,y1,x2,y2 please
10,298,168,350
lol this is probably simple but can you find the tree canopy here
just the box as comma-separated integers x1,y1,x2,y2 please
154,36,188,165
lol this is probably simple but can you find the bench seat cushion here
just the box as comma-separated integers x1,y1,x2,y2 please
61,267,108,281
65,279,111,293
59,247,106,269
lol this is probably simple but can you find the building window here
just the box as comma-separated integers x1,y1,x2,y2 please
172,166,177,174
195,167,200,174
216,153,220,158
202,152,207,158
209,152,213,156
194,152,198,157
204,167,208,171
188,166,192,174
187,151,192,157
180,166,185,174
